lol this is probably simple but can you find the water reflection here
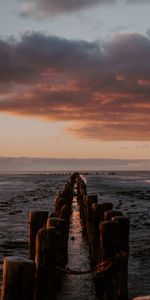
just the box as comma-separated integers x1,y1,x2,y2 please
58,196,96,300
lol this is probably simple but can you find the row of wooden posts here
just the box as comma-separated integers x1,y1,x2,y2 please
0,172,147,300
1,172,76,300
76,174,129,300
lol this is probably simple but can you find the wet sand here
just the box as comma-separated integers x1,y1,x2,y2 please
0,171,150,299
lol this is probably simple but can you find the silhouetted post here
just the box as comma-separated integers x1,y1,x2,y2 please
1,256,35,300
85,195,98,258
90,203,104,266
102,203,113,218
90,203,105,297
47,214,68,267
78,193,87,238
35,227,60,300
90,202,113,266
99,220,121,300
76,177,87,233
55,193,67,217
112,216,129,253
29,211,49,260
79,181,87,197
64,181,74,204
104,210,123,221
112,216,130,300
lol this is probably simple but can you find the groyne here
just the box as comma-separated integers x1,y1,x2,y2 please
1,172,143,300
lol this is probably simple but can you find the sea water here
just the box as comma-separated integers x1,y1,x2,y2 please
0,171,150,299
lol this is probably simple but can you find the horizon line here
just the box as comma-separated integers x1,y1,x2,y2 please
0,156,150,161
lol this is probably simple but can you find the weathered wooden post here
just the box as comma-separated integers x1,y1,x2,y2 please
46,216,67,290
99,216,129,300
104,210,123,221
63,181,74,205
79,193,87,238
85,195,98,258
102,202,113,217
76,176,86,228
79,180,87,198
55,194,67,217
91,203,104,266
35,226,60,300
1,256,35,300
112,216,130,300
47,215,68,267
29,210,49,260
90,202,113,266
99,220,121,300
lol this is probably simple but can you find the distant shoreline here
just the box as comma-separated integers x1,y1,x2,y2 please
0,170,150,175
0,157,150,172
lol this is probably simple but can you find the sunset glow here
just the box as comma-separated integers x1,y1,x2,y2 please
0,1,150,162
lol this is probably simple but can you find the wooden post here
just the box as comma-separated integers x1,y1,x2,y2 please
64,181,74,203
29,211,49,260
91,203,103,266
55,194,67,217
46,217,67,289
90,202,113,268
47,215,68,266
99,220,121,300
104,210,123,221
79,181,87,197
1,256,35,300
46,216,66,229
112,216,130,300
79,193,87,238
35,227,60,300
85,195,98,258
102,202,113,215
112,216,129,253
86,195,98,223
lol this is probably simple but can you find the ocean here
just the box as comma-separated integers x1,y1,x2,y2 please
0,171,150,299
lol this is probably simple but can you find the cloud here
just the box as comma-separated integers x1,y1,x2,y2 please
0,31,150,141
68,122,150,141
0,33,100,83
135,144,150,149
19,3,34,18
18,0,150,19
18,0,117,18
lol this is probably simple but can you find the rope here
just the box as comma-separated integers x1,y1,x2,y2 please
56,251,128,275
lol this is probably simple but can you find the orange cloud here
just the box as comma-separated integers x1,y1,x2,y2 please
0,32,150,141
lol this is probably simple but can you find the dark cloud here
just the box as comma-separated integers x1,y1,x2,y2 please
0,31,150,140
0,33,100,83
19,0,116,18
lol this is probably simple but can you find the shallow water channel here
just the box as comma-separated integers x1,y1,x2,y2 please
58,195,96,300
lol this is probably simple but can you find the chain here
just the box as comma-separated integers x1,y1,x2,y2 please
56,251,128,275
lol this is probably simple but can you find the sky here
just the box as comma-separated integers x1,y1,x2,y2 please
0,0,150,160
